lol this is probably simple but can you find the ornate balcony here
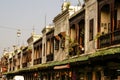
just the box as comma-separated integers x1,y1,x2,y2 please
46,54,54,62
34,59,37,65
69,46,77,56
69,44,84,56
112,30,120,44
22,62,27,68
37,58,42,64
34,58,42,65
98,30,120,48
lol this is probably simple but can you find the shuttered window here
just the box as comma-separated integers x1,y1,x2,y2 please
89,19,94,41
55,39,59,50
60,37,65,49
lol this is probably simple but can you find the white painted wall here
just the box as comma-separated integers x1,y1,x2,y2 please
54,11,69,61
85,0,98,54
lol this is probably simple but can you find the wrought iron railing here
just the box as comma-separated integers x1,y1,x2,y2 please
33,59,37,65
69,45,84,56
37,58,42,64
98,30,120,48
112,30,120,44
46,54,54,62
99,33,111,48
22,62,27,68
69,46,77,56
34,58,42,65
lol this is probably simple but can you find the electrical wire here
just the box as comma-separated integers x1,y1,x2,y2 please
0,25,17,30
0,25,35,31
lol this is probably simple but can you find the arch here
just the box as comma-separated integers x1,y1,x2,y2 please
100,4,111,34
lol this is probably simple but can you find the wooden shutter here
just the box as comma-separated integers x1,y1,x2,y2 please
89,19,94,41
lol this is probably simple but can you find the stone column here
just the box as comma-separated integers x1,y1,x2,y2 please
92,71,96,80
101,70,105,80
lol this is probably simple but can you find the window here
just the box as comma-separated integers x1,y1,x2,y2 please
60,37,65,49
89,19,94,41
51,38,54,53
55,39,59,50
40,45,42,57
43,43,45,56
114,9,117,30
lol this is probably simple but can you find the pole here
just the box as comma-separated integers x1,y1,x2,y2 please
17,29,21,47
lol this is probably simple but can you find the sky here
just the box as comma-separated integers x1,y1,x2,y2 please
0,0,83,55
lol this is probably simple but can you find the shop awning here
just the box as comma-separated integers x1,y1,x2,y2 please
54,64,70,69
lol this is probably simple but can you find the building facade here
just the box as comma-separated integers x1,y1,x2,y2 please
1,0,120,80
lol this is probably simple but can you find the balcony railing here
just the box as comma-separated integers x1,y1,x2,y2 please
37,58,42,64
112,30,120,44
99,33,111,48
69,46,77,56
46,54,54,62
98,30,120,48
69,45,84,56
22,62,27,68
34,58,42,65
34,59,37,65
